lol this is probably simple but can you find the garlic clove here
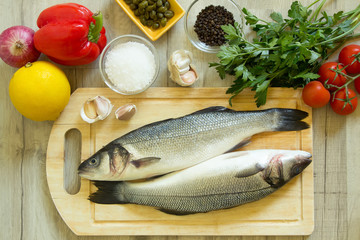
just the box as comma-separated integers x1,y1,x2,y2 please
93,96,113,120
174,55,191,74
83,101,98,119
177,65,190,75
173,50,192,74
115,104,137,120
80,96,113,123
180,70,197,84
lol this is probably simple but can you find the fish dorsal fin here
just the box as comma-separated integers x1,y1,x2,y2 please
190,106,236,115
130,157,161,168
235,163,265,178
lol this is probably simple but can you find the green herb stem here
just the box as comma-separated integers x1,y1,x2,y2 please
309,0,326,22
316,21,360,45
306,0,321,10
348,4,360,21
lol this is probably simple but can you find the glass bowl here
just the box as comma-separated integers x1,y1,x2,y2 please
99,34,160,95
184,0,243,53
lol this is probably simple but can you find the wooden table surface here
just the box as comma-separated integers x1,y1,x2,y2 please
1,0,359,239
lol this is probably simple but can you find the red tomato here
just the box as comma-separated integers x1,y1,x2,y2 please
354,76,360,94
318,62,347,91
302,81,330,108
338,44,360,74
330,88,358,115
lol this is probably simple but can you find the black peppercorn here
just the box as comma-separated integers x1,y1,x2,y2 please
194,5,235,46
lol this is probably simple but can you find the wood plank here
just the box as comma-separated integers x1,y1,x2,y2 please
0,1,26,239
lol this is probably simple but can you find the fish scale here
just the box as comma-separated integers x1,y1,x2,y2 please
116,110,280,179
90,150,312,214
78,106,309,181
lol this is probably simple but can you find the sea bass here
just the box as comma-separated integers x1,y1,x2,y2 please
78,106,309,181
89,150,312,215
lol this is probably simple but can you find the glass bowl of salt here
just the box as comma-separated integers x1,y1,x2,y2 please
99,34,160,95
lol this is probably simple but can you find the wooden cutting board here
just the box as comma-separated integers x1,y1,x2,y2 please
46,87,314,236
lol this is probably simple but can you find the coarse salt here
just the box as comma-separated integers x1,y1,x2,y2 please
104,41,156,93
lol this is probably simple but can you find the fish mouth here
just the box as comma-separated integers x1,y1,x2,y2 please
301,157,312,168
78,169,85,176
77,169,95,179
298,153,312,165
77,164,91,178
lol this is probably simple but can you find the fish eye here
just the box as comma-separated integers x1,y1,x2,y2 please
89,158,98,166
292,165,302,175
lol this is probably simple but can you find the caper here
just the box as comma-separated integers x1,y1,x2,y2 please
127,0,173,30
146,4,155,12
157,6,167,13
139,7,145,14
144,11,150,19
134,9,141,16
152,22,160,29
138,0,148,9
146,19,154,27
130,3,137,10
164,10,174,18
156,0,162,7
160,17,167,27
150,10,157,19
140,16,147,25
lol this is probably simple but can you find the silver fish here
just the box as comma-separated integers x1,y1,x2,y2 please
89,150,312,215
78,107,309,181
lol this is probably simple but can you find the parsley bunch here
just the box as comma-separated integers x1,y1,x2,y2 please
210,0,360,107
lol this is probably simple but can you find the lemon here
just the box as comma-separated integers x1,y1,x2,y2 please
9,61,71,121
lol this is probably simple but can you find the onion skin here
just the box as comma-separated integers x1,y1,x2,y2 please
0,26,41,68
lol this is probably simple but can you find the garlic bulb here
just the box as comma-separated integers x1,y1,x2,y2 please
80,96,113,123
115,104,137,120
168,50,199,86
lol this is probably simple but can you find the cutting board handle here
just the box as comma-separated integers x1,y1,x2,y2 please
64,128,82,195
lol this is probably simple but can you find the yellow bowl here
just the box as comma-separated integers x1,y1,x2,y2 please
115,0,185,41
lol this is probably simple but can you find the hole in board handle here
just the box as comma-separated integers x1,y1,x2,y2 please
64,128,82,195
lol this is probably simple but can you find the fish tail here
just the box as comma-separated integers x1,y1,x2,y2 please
272,108,309,131
88,181,127,204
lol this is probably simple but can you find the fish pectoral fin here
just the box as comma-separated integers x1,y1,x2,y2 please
235,163,265,178
130,157,161,168
157,208,198,215
225,138,251,153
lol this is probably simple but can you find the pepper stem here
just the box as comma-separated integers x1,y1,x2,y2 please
88,11,103,43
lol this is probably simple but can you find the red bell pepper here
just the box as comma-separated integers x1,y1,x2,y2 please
34,3,107,66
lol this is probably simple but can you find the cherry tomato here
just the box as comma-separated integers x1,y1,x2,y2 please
318,62,347,91
302,81,330,108
354,76,360,95
338,44,360,74
330,88,358,115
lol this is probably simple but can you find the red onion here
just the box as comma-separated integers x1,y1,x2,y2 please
0,26,41,68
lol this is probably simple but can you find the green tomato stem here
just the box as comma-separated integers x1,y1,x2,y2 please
330,69,360,96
